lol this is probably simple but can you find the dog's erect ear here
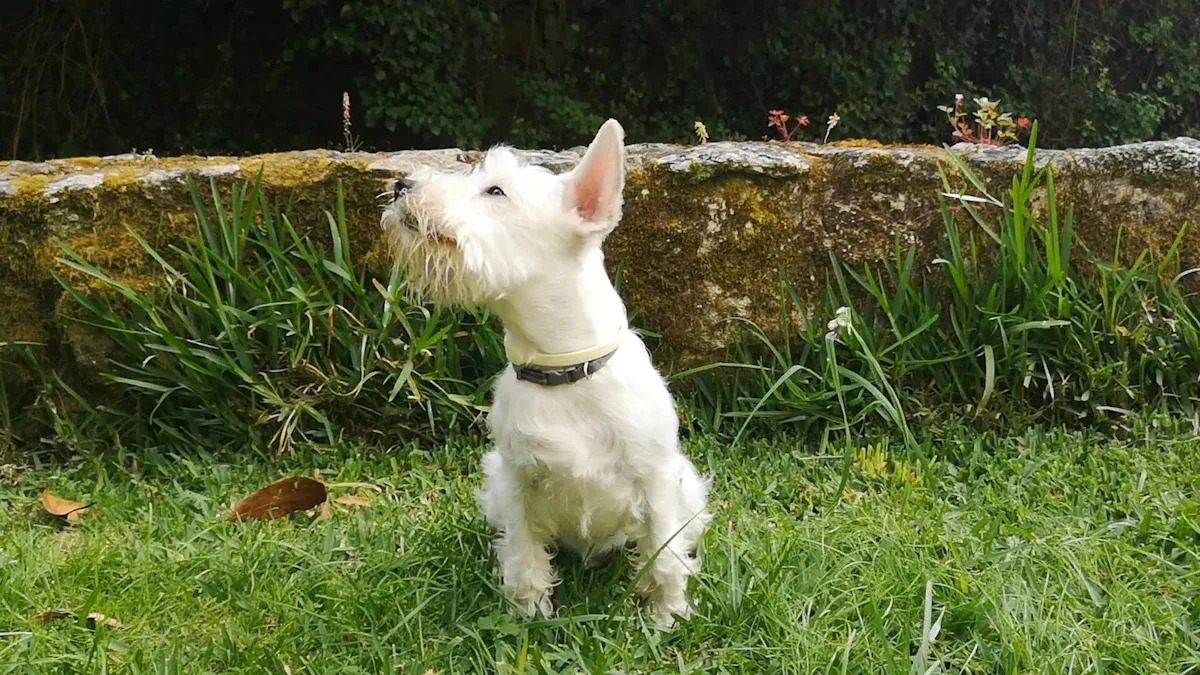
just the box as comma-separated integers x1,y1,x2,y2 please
564,119,626,233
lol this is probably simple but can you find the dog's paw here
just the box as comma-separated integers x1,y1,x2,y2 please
649,595,692,629
510,591,555,620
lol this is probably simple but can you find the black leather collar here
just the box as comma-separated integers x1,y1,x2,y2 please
512,349,619,386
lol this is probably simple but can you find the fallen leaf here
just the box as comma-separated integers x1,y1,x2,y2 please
40,491,89,523
32,609,122,629
32,609,74,623
230,477,327,521
334,496,372,508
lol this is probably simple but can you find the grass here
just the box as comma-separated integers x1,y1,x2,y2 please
45,175,505,454
2,421,1198,673
3,123,1200,672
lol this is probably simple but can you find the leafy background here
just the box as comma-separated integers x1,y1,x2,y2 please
4,0,1200,160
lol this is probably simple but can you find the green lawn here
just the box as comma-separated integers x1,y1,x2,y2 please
1,424,1198,674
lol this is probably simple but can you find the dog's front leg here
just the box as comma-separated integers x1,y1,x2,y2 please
480,450,556,618
495,513,556,618
634,487,699,627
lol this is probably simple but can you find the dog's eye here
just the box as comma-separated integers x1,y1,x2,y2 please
485,186,506,197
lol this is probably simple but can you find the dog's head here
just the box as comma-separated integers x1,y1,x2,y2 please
382,119,626,307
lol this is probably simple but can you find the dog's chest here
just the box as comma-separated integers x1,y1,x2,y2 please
491,378,651,538
487,348,675,539
492,375,633,461
521,457,645,543
489,351,673,459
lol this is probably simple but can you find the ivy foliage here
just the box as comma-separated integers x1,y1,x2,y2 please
4,0,1200,159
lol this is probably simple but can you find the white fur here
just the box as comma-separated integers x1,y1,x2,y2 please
382,120,711,626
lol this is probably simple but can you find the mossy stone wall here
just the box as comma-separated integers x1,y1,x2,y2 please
3,139,1200,381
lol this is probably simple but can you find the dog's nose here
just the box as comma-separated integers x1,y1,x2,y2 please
394,178,416,201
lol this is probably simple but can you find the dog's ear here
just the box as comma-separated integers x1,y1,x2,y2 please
564,119,626,233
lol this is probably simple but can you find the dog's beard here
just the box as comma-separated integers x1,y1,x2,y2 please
382,201,498,308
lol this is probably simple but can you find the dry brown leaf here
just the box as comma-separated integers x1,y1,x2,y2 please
32,609,122,629
32,609,74,623
334,496,372,508
40,491,89,523
230,477,327,521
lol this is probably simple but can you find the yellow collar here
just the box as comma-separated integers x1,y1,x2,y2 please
505,329,630,368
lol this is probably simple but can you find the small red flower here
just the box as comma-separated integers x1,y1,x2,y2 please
1017,117,1031,129
798,116,810,127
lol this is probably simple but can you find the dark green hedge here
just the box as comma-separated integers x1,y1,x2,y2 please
4,0,1200,159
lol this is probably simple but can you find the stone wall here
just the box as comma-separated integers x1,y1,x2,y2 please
3,139,1200,376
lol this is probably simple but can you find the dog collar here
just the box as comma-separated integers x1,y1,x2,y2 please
507,330,628,386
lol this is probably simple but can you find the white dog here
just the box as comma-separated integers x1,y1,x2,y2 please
382,120,711,626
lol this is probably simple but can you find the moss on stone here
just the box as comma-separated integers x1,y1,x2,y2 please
1056,163,1200,275
828,138,940,151
610,165,823,361
0,284,47,345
